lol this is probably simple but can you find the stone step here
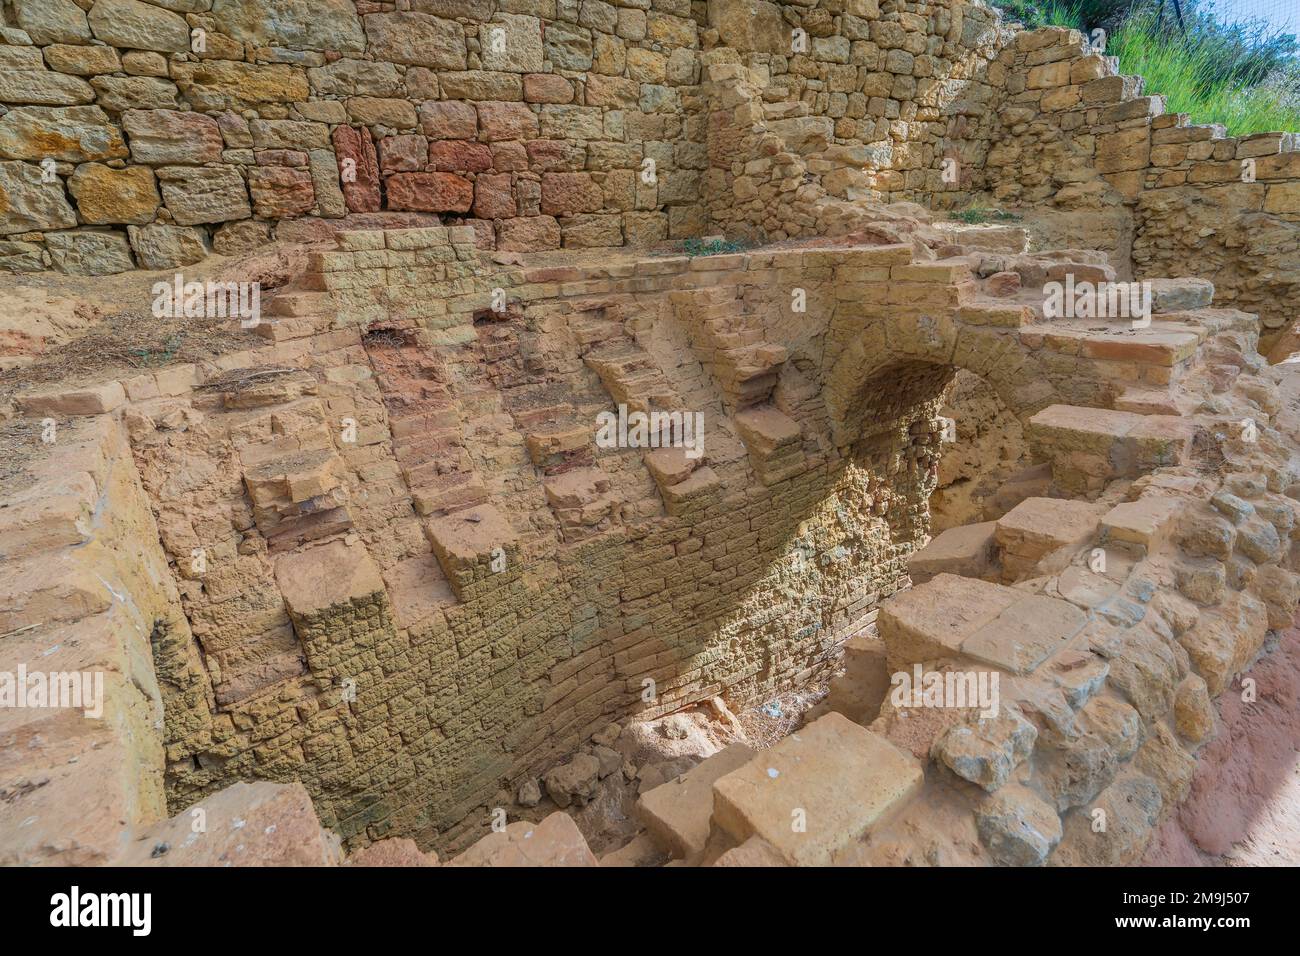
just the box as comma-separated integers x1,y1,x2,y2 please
908,520,998,584
1113,384,1181,416
823,633,890,726
410,471,489,518
878,572,1087,675
995,496,1108,582
1100,493,1185,551
585,346,655,375
734,405,805,486
1032,320,1203,371
957,299,1038,328
423,504,517,599
525,422,593,472
542,467,616,541
635,742,755,863
114,782,343,866
253,313,333,342
1027,403,1195,494
710,713,923,866
447,812,598,866
644,446,700,488
266,290,330,318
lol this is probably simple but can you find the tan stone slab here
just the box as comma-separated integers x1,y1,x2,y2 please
346,838,440,866
0,728,162,867
825,633,890,725
711,712,923,866
908,521,997,584
996,497,1106,561
644,446,696,486
1102,495,1184,548
1079,328,1200,366
961,594,1087,675
274,538,384,618
734,404,801,453
712,835,787,866
17,380,125,416
1028,403,1143,444
115,782,342,867
878,573,1020,666
636,742,755,861
424,503,516,569
1126,415,1195,469
1114,385,1180,416
447,812,598,867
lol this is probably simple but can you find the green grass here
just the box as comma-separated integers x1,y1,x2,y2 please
1000,1,1300,135
1110,12,1300,134
680,237,749,257
947,208,1024,224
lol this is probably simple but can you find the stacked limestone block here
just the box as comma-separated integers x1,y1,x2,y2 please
703,0,1009,209
0,0,729,273
840,324,1300,866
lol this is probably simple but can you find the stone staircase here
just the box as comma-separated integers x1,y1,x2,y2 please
362,326,488,519
597,257,1300,868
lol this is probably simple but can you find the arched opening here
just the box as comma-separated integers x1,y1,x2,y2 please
931,370,1043,533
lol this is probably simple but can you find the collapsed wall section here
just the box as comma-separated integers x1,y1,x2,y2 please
96,230,959,852
8,222,1117,853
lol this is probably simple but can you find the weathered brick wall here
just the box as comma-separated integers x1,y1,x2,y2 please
15,226,1142,855
0,0,1019,277
704,0,1008,209
0,0,713,274
117,232,953,851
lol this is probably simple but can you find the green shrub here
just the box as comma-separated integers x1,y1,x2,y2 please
681,237,749,257
947,208,1024,224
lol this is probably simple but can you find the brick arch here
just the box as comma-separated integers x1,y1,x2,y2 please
822,319,1062,449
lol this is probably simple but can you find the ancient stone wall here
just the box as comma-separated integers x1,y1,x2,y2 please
0,0,717,274
981,27,1300,335
6,219,1195,854
0,0,1029,277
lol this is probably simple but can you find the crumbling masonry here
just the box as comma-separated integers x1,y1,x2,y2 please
2,0,1300,866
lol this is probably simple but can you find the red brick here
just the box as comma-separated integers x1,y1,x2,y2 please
331,124,380,213
526,139,585,171
418,100,477,140
492,141,528,171
386,172,473,213
524,73,573,104
248,166,315,219
427,139,493,172
378,134,428,173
